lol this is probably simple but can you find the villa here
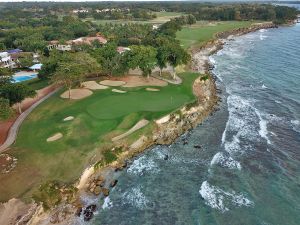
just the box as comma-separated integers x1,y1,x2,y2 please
0,52,16,69
117,46,131,54
67,34,107,46
47,34,107,51
47,41,72,51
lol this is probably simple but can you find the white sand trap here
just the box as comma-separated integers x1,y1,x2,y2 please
63,116,74,121
112,119,149,141
47,133,63,142
146,88,160,92
130,135,148,150
82,81,108,90
100,80,126,87
60,89,93,100
112,89,127,93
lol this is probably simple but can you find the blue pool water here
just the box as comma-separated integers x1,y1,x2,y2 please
12,74,37,83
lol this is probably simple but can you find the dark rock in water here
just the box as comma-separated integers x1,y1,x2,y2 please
194,145,202,149
83,204,97,221
183,140,188,145
86,204,97,212
75,207,82,217
164,154,169,160
110,179,118,188
83,211,93,221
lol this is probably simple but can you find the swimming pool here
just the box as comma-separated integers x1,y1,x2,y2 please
12,74,37,83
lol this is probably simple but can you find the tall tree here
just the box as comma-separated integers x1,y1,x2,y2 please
126,45,157,78
51,52,100,98
0,83,35,113
0,97,13,120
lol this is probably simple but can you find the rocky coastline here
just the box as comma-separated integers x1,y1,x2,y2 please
0,22,279,225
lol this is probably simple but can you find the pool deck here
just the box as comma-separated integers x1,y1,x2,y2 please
13,71,38,77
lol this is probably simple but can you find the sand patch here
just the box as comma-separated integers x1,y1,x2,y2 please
130,135,148,150
47,133,63,142
0,198,37,225
82,81,108,90
100,80,126,87
63,116,74,121
112,89,127,93
117,76,167,87
60,89,93,100
146,88,160,92
112,119,149,141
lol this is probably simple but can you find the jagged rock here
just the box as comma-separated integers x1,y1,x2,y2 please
75,207,82,217
110,179,118,188
94,186,101,195
101,188,110,197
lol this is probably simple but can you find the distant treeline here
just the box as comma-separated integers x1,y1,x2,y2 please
0,2,298,24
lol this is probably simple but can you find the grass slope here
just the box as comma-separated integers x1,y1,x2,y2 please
0,72,199,202
176,21,254,49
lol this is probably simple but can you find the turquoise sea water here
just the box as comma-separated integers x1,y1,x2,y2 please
80,23,300,225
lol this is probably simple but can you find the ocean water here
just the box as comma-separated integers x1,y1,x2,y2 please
88,23,300,225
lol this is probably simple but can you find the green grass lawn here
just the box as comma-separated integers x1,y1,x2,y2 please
0,72,199,202
176,21,254,49
84,12,183,25
23,78,50,90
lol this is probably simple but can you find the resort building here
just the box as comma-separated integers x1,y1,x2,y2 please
0,52,16,69
47,34,107,51
47,41,72,51
72,9,89,13
117,47,131,54
67,34,107,46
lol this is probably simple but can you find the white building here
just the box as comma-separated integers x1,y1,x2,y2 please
0,52,16,68
47,41,72,51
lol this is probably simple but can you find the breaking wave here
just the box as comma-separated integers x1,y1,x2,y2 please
127,156,160,176
199,181,253,213
122,186,150,209
210,152,241,170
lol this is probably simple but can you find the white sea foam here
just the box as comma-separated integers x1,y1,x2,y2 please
262,84,267,89
199,181,253,213
102,197,113,209
254,108,271,145
291,119,300,133
122,186,150,209
127,155,159,176
210,152,241,170
222,94,271,156
259,34,268,41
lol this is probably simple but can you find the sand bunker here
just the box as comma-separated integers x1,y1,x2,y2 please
146,88,160,92
82,81,108,90
63,116,74,121
100,80,126,87
47,133,63,142
60,89,93,100
112,119,149,141
112,89,127,93
120,76,167,87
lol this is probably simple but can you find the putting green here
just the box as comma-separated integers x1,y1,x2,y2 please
87,91,190,119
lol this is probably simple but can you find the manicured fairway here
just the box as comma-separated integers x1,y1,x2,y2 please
176,21,254,49
0,72,199,201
